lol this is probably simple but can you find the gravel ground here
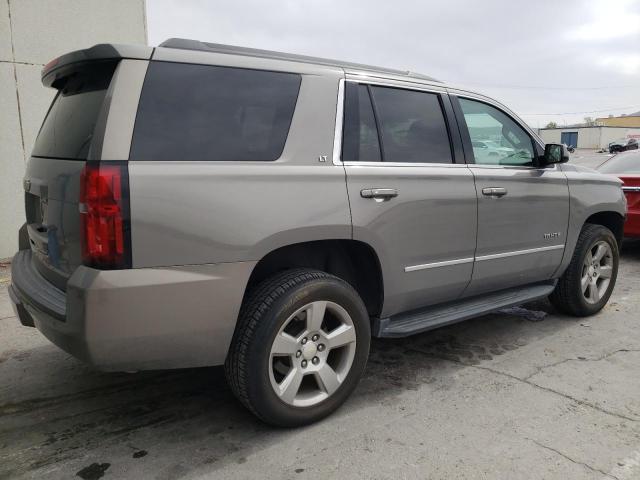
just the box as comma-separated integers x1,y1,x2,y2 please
2,151,639,480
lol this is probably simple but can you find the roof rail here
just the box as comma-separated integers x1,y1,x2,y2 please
158,38,440,83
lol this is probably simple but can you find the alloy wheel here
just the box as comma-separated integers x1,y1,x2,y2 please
581,240,613,304
268,301,357,407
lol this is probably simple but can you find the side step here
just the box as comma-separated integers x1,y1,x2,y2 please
374,281,556,338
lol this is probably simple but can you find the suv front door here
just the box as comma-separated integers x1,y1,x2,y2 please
340,80,478,317
452,95,570,296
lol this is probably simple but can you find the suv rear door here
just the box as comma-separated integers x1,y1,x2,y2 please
340,78,478,317
24,60,119,290
451,94,569,296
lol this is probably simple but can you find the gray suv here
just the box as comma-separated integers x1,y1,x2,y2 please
9,39,626,426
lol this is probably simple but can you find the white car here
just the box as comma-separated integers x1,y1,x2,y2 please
471,140,515,164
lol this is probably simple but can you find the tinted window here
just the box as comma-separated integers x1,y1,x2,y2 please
342,83,381,162
131,62,301,161
459,98,535,166
32,62,116,159
598,151,640,174
370,86,452,163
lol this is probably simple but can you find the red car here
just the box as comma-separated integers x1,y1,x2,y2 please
598,150,640,237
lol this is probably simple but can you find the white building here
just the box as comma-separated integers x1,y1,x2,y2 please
538,126,640,150
1,0,147,259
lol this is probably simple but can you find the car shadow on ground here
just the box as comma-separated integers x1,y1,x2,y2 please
0,295,580,478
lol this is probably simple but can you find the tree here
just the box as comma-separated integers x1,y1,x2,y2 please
583,117,596,126
545,121,558,128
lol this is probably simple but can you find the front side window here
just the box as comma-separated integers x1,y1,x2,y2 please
130,62,301,161
458,98,535,167
370,86,453,163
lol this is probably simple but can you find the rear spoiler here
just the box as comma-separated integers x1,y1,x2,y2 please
42,43,153,88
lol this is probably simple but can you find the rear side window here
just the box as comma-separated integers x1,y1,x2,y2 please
130,62,301,161
370,86,453,164
32,62,116,159
342,83,382,162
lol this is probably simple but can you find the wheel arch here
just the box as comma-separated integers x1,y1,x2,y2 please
244,239,384,318
584,211,625,246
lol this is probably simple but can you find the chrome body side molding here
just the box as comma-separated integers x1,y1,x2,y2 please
405,245,565,272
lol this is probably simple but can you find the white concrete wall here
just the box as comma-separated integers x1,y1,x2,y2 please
0,0,147,259
539,127,640,150
576,128,601,149
601,128,640,147
538,129,562,144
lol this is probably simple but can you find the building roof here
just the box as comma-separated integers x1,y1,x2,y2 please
596,110,640,120
158,38,441,83
539,125,639,130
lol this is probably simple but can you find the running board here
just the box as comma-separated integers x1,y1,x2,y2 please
374,281,556,338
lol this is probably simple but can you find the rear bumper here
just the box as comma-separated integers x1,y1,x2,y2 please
8,283,35,328
10,250,255,371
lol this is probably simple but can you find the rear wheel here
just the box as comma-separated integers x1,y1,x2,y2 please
225,269,370,427
550,224,619,316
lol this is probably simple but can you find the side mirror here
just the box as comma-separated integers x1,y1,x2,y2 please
544,143,570,165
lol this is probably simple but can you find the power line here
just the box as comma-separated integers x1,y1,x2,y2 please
522,105,640,116
457,82,639,91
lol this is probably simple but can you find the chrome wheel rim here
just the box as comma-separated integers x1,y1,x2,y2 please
581,240,613,304
268,301,357,407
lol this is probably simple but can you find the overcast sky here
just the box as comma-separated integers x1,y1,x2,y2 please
147,0,640,128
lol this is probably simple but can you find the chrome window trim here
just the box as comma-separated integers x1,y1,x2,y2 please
405,244,565,272
345,77,446,95
345,69,444,90
344,161,468,168
468,163,559,171
405,257,474,272
475,244,565,262
332,79,345,165
622,186,640,192
333,77,456,168
333,79,552,170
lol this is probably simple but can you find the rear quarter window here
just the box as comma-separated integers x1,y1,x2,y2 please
130,62,301,161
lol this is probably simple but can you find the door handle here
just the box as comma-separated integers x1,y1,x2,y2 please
482,187,508,198
361,188,399,200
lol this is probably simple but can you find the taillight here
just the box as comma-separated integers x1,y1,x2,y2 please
79,162,131,269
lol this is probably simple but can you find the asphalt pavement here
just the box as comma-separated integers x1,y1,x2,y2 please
1,150,639,480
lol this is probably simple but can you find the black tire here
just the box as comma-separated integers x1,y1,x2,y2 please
225,268,370,427
550,224,619,316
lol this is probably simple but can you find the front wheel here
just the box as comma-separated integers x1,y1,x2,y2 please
225,269,370,427
550,224,619,316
